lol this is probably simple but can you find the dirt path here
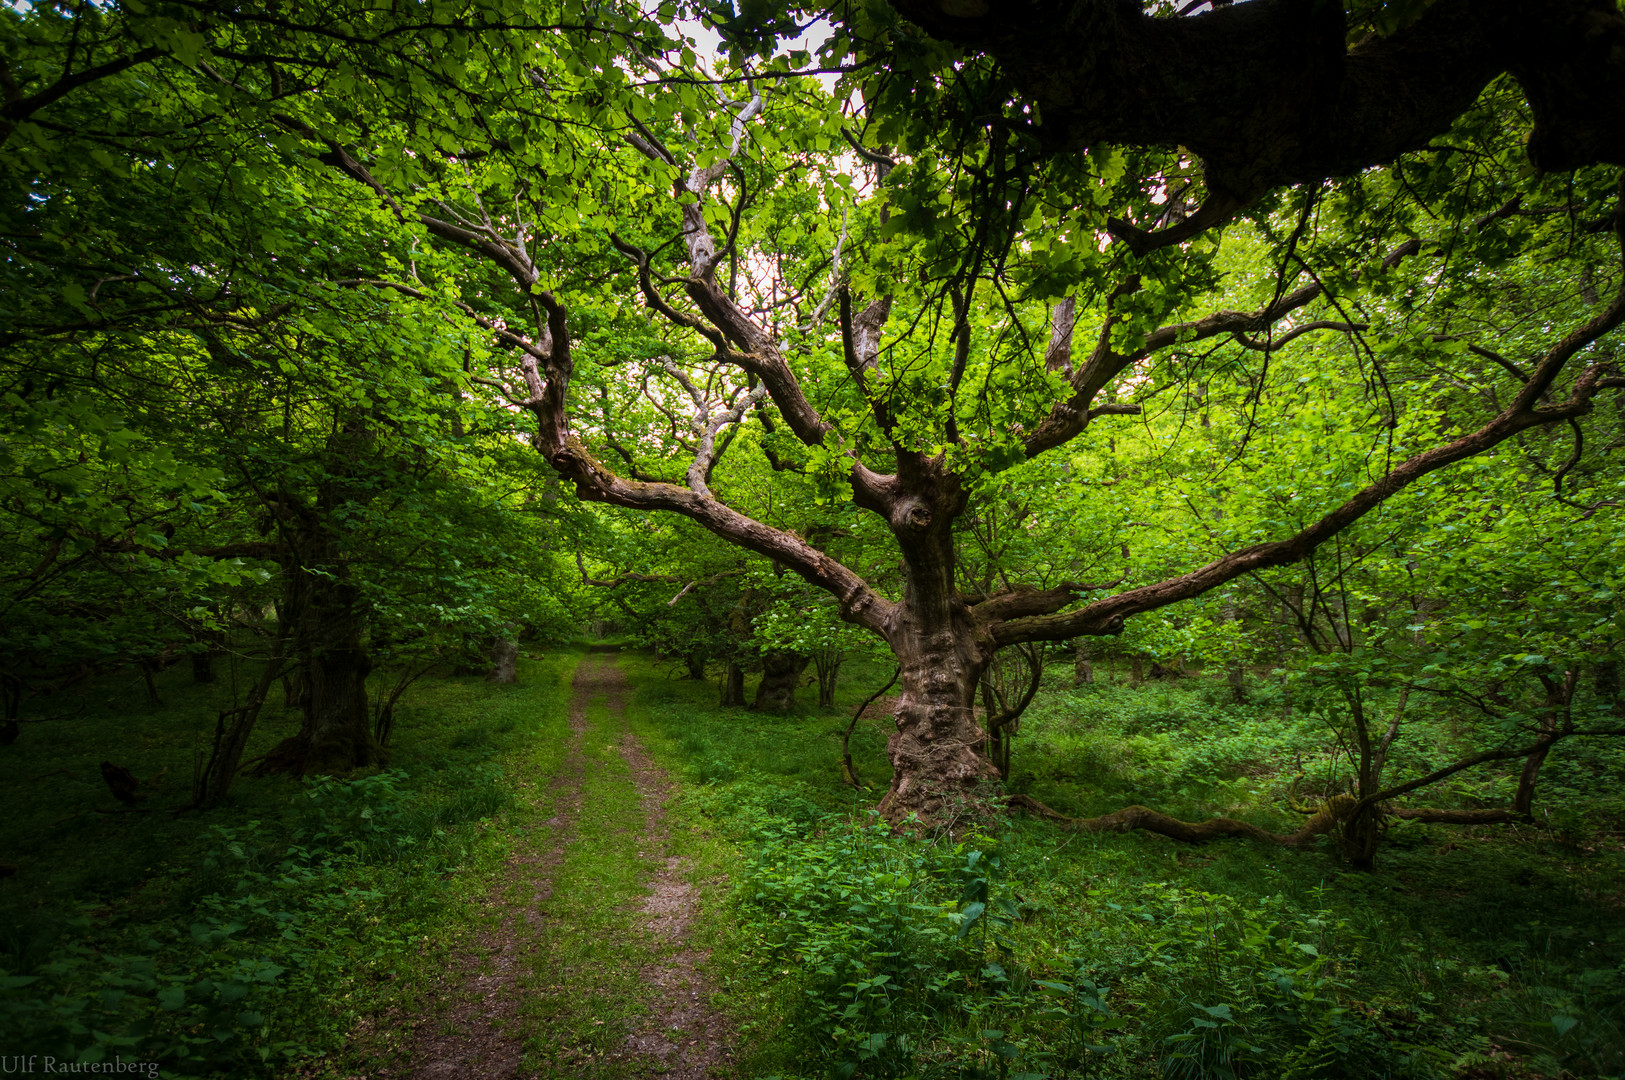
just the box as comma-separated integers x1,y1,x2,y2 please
405,657,599,1079
393,653,735,1080
618,718,736,1078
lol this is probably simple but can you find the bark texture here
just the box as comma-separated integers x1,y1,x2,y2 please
1072,641,1093,687
487,628,519,685
752,651,809,711
719,661,746,707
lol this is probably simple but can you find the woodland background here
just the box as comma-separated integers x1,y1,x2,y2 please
2,0,1624,1076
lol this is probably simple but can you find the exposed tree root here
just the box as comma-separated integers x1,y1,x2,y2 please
1007,794,1536,853
1005,793,1346,847
1391,807,1531,825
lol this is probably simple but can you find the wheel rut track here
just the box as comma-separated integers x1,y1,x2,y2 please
615,677,735,1080
398,653,735,1079
405,657,598,1079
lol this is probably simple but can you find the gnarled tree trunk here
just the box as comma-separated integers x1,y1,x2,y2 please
753,651,809,711
259,559,376,777
684,649,706,681
256,434,381,778
878,612,995,823
872,469,1002,825
487,625,519,684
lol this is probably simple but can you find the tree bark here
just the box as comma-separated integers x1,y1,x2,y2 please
871,463,1003,824
753,651,809,711
1073,640,1093,686
259,561,376,777
683,649,707,681
1226,662,1247,704
256,450,380,778
720,660,746,707
814,647,843,708
487,625,519,684
194,628,288,809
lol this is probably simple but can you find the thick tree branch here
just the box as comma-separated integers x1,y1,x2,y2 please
995,222,1625,644
546,434,894,634
839,287,896,437
1023,239,1419,458
973,578,1123,626
888,0,1625,212
1,46,165,146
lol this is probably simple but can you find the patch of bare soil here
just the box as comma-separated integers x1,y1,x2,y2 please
614,674,736,1080
392,655,610,1079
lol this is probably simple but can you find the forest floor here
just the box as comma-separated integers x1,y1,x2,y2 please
4,649,1620,1079
383,651,735,1080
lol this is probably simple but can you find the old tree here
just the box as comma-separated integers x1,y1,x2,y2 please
8,0,1624,830
310,0,1625,829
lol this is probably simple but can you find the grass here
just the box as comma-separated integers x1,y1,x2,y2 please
512,665,666,1075
0,646,583,1075
5,649,1621,1078
616,656,1625,1080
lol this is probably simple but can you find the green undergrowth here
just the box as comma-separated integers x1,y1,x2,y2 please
0,648,582,1076
1012,669,1625,838
622,655,1625,1080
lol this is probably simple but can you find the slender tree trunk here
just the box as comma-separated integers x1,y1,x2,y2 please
1514,670,1576,814
1227,662,1247,703
1223,597,1246,703
195,628,289,808
815,648,842,708
138,660,161,705
1337,684,1385,869
720,661,746,707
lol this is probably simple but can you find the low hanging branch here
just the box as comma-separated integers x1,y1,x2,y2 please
1005,793,1353,847
841,666,898,789
1009,719,1625,852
